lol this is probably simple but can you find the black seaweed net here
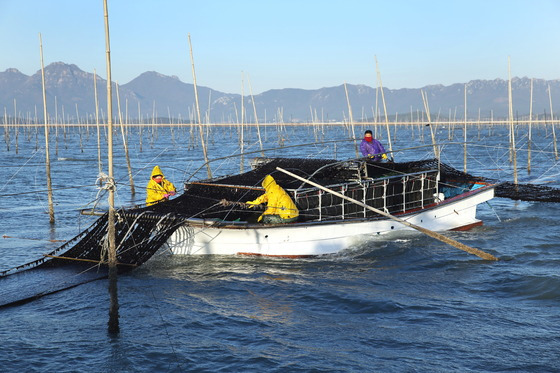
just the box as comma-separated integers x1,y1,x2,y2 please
3,157,559,278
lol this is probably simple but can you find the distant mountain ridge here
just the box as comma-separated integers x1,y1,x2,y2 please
1,62,560,123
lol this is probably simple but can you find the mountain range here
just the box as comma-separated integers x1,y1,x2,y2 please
1,62,559,123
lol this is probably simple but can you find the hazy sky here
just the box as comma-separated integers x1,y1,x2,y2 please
1,0,559,94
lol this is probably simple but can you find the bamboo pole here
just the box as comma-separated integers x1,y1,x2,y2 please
76,103,83,152
508,57,518,185
240,72,245,173
464,84,468,173
150,100,156,148
115,82,135,195
39,33,55,224
14,99,19,154
34,108,39,150
247,74,264,156
3,107,9,151
93,69,102,174
421,89,438,159
344,82,359,157
477,108,481,140
374,88,379,138
138,101,142,152
62,104,67,148
450,108,455,139
419,109,424,141
187,34,212,178
528,78,533,174
375,56,393,156
394,112,398,143
52,96,57,155
168,106,175,146
548,83,558,161
103,0,119,334
276,167,498,261
205,90,211,146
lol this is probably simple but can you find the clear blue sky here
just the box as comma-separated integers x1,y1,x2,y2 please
1,0,559,94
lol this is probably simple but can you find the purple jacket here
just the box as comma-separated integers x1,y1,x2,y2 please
360,138,386,161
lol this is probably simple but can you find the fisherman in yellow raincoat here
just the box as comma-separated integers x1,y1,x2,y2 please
246,175,299,224
146,165,177,206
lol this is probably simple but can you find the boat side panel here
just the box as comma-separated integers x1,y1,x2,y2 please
165,188,494,256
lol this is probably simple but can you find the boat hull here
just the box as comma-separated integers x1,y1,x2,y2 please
164,186,494,257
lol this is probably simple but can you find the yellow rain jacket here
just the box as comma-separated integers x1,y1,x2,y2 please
146,165,177,206
247,175,299,222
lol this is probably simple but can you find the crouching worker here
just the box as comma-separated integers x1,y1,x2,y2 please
246,175,299,224
146,165,176,206
360,130,388,161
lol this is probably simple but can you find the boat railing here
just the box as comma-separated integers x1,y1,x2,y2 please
291,169,439,221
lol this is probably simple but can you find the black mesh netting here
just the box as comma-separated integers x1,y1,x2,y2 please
3,157,559,278
3,156,559,306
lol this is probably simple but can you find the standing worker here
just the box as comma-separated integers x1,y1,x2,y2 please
246,175,299,224
146,165,176,206
360,130,388,161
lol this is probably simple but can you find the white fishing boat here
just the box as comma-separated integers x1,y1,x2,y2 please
155,157,497,258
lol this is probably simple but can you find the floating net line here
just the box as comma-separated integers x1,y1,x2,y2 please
1,209,184,278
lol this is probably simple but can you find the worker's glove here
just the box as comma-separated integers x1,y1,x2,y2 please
168,191,176,196
368,154,374,159
163,194,170,198
245,201,257,208
381,154,388,160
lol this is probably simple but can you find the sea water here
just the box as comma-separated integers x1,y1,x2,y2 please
0,124,559,372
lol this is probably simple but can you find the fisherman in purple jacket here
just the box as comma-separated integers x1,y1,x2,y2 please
360,130,388,161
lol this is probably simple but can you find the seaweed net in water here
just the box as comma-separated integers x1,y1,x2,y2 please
2,157,559,306
0,208,184,307
4,157,560,277
1,210,183,278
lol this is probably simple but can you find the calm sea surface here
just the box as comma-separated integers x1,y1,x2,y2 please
1,124,559,372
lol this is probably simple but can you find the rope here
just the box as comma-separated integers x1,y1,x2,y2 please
0,148,40,193
43,254,137,267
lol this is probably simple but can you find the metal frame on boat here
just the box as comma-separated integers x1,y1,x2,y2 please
158,157,496,257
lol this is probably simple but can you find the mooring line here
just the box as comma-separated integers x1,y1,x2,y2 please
43,254,137,267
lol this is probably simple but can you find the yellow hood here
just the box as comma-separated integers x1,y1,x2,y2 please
151,165,164,178
262,175,277,190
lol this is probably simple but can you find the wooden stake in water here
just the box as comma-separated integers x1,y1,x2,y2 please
344,82,359,158
375,57,393,157
421,89,438,159
54,96,59,156
464,84,468,173
93,69,102,174
3,107,9,151
14,99,19,154
240,72,245,173
528,79,533,174
138,101,143,152
247,74,264,156
39,33,55,224
187,34,212,178
508,57,518,185
547,84,559,161
116,82,135,195
103,0,119,334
